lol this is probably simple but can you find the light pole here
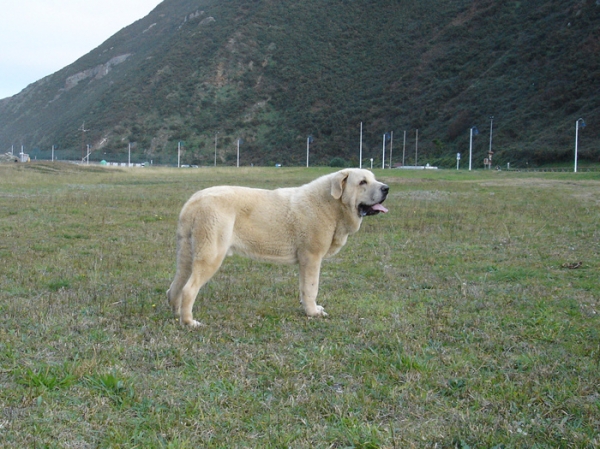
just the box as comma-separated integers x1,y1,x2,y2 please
402,130,406,166
359,122,363,169
489,115,494,157
214,132,218,167
414,129,419,166
469,126,479,171
574,118,586,173
306,135,313,168
382,133,390,169
389,131,393,168
237,139,242,167
79,122,89,163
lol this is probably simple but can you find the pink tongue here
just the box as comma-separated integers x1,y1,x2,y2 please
372,204,388,213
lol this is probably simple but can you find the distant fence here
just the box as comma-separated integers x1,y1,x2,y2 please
507,167,600,173
18,148,179,166
10,148,600,171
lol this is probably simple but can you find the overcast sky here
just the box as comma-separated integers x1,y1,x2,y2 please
0,0,163,100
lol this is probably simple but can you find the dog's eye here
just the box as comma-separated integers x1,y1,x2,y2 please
359,180,367,185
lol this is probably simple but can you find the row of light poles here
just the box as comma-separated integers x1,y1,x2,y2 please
466,116,587,172
211,132,243,168
356,115,588,172
358,123,412,169
13,116,590,169
201,118,588,170
211,129,404,169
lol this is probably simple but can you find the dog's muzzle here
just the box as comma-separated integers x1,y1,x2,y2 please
359,184,389,216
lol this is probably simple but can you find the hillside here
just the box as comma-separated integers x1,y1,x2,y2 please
0,0,599,167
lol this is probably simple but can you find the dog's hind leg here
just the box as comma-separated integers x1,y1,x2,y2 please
167,231,194,317
179,247,227,327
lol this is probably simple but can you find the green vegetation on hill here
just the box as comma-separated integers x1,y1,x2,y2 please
0,0,598,167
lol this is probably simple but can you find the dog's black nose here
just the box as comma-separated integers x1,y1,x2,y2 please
381,184,389,195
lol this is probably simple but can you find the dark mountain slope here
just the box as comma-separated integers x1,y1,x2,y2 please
1,0,598,167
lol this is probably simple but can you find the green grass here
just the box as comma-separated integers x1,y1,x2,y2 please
0,162,599,448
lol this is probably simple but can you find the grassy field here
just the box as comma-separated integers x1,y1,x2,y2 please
0,162,598,448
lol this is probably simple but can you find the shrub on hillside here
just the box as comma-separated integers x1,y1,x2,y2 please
329,157,348,167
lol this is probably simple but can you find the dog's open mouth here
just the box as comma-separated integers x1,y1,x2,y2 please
359,202,389,217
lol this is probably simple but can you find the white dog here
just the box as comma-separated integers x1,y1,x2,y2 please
167,169,389,327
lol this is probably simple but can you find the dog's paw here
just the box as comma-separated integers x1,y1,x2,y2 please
308,305,328,317
190,320,204,328
181,319,204,328
318,306,328,317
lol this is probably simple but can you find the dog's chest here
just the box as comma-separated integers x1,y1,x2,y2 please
325,228,349,258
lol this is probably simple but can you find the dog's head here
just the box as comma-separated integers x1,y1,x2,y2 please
331,169,389,217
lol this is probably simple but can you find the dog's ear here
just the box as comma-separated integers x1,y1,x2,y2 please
331,170,349,199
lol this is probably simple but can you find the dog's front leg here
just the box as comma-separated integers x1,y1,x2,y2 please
298,253,328,317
